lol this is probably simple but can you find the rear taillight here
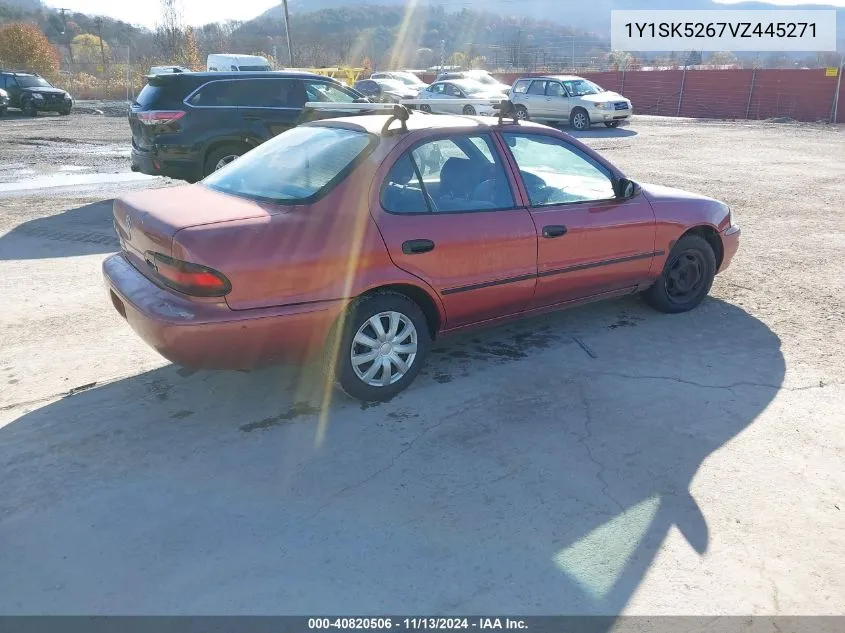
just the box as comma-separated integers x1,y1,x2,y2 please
145,252,231,297
137,110,186,126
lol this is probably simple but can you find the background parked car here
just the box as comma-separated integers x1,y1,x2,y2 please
435,69,511,94
0,71,74,117
0,87,9,116
353,78,418,103
509,75,632,130
370,70,429,91
416,79,504,115
129,71,369,182
206,54,272,72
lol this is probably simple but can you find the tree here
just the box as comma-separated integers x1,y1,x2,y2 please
0,23,60,77
71,33,109,68
607,50,632,71
182,26,202,70
156,0,185,61
709,51,738,67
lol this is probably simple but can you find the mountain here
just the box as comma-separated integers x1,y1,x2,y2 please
260,0,845,43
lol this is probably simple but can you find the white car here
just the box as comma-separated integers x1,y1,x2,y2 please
416,79,504,116
207,54,271,72
509,75,633,130
436,69,511,95
370,70,429,91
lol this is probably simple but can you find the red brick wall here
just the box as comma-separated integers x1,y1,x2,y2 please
419,69,843,122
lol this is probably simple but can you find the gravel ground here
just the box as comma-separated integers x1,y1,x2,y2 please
0,109,843,615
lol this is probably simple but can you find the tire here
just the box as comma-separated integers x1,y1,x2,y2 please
570,107,589,131
420,104,432,113
0,107,6,117
60,107,72,116
515,105,529,121
327,292,432,402
22,100,37,117
203,144,245,178
642,235,716,314
605,121,620,128
462,105,476,115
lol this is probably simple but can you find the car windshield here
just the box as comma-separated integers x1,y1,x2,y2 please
15,76,52,88
458,81,491,96
565,79,604,96
304,81,359,103
469,73,497,85
203,125,375,203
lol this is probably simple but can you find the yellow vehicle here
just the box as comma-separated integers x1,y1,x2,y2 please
291,67,365,86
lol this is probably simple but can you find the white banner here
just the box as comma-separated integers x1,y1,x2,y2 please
610,10,838,51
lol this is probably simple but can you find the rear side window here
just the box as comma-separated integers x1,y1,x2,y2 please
528,80,548,95
187,80,244,107
203,125,375,203
136,80,193,108
511,80,531,94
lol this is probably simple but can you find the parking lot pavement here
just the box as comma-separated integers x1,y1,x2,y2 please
0,112,843,615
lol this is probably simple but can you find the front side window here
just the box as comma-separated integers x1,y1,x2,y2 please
304,80,358,103
502,133,615,206
381,134,514,214
445,84,463,97
546,82,566,97
204,125,374,203
429,83,445,94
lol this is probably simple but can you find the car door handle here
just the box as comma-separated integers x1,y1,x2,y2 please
402,239,435,254
542,225,568,238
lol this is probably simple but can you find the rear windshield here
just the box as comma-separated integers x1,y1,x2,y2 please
203,126,375,204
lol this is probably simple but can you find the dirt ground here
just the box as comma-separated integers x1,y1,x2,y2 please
0,106,843,615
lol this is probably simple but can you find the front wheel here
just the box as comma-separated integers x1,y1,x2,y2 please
462,105,476,115
570,108,589,131
22,101,37,117
0,107,6,117
420,104,432,113
642,235,716,314
328,292,431,402
60,107,72,116
605,121,620,128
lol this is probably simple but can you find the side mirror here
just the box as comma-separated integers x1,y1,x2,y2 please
616,177,637,199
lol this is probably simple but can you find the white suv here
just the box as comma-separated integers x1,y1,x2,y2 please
509,75,633,130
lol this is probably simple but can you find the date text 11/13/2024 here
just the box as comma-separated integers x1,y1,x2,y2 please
308,618,529,630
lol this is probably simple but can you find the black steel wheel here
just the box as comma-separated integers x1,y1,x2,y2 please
642,235,716,314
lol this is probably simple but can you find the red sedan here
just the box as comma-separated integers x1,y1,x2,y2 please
104,105,740,401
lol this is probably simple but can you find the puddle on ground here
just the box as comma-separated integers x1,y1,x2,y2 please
0,171,157,193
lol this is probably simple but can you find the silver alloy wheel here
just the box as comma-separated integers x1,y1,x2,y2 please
351,311,418,387
516,107,528,120
214,154,239,170
572,111,588,130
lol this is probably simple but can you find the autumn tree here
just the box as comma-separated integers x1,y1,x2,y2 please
71,33,110,68
0,23,60,77
181,26,202,70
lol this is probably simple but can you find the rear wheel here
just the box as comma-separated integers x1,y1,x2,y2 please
420,104,432,113
515,105,529,120
570,107,589,131
462,105,476,115
605,121,620,128
204,144,246,178
642,235,716,314
327,292,431,402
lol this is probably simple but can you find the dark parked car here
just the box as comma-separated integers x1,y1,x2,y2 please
129,71,371,182
0,88,9,116
353,78,417,103
0,71,74,116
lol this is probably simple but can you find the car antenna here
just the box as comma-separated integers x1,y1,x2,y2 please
381,104,410,136
494,99,519,126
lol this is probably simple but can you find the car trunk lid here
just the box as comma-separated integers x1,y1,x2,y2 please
113,185,280,282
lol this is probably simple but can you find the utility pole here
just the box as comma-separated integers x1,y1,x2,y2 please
95,17,107,71
281,0,293,67
58,8,74,66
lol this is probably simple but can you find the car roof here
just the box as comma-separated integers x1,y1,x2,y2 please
308,112,551,137
519,75,584,82
1,70,38,76
149,70,330,81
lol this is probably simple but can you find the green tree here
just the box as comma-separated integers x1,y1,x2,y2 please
71,33,109,68
0,22,60,77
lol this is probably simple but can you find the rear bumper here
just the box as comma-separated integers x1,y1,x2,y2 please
131,146,200,183
717,225,740,274
103,253,346,369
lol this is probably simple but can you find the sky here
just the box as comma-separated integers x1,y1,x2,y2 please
43,0,845,29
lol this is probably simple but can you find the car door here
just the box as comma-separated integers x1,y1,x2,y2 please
544,80,570,121
499,131,656,308
374,132,538,330
523,79,550,119
442,83,466,114
3,75,21,107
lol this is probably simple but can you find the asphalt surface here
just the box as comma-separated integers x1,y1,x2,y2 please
0,107,843,615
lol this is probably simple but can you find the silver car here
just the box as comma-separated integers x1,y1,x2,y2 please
416,79,504,116
509,75,633,130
